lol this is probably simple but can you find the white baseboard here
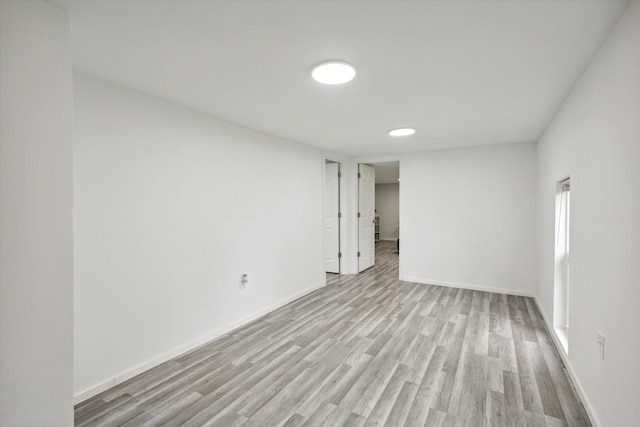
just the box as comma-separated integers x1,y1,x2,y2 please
73,282,325,404
532,297,600,427
400,276,534,297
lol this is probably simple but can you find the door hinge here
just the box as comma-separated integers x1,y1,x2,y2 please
357,212,361,218
338,252,342,258
338,172,342,178
338,212,342,218
358,172,361,178
357,251,361,257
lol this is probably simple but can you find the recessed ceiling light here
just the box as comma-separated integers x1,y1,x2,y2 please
389,128,415,137
312,61,356,85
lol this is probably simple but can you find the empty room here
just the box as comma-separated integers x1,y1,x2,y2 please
1,1,639,426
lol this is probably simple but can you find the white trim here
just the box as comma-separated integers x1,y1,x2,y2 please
400,276,534,297
347,161,359,274
321,153,329,285
398,157,404,280
73,282,324,404
322,150,350,164
533,297,600,427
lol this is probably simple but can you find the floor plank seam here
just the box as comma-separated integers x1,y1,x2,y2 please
74,241,591,426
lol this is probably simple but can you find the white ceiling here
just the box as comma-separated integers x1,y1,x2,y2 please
55,0,629,157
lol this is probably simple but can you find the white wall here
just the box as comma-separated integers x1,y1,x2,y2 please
401,143,536,295
0,1,74,425
375,184,399,240
536,2,640,426
73,75,324,400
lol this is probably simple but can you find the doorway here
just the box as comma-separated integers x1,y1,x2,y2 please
358,161,400,273
374,162,400,251
324,160,341,273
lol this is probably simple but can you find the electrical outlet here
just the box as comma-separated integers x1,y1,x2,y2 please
597,332,605,360
240,273,248,289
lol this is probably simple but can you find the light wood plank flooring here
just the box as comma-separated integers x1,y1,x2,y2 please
75,241,590,426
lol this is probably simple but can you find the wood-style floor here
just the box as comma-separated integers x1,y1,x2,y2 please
75,241,590,426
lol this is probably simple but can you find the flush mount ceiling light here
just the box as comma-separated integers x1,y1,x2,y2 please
312,61,356,85
388,128,416,137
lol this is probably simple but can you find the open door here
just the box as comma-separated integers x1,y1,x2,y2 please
324,162,340,273
358,164,375,272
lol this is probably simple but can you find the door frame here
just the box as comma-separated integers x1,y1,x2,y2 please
323,160,341,273
322,152,349,281
321,152,403,280
352,155,403,279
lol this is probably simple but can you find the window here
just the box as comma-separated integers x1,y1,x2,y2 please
554,177,570,353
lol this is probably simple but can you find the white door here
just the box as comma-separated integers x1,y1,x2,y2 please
358,164,375,272
324,162,340,273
